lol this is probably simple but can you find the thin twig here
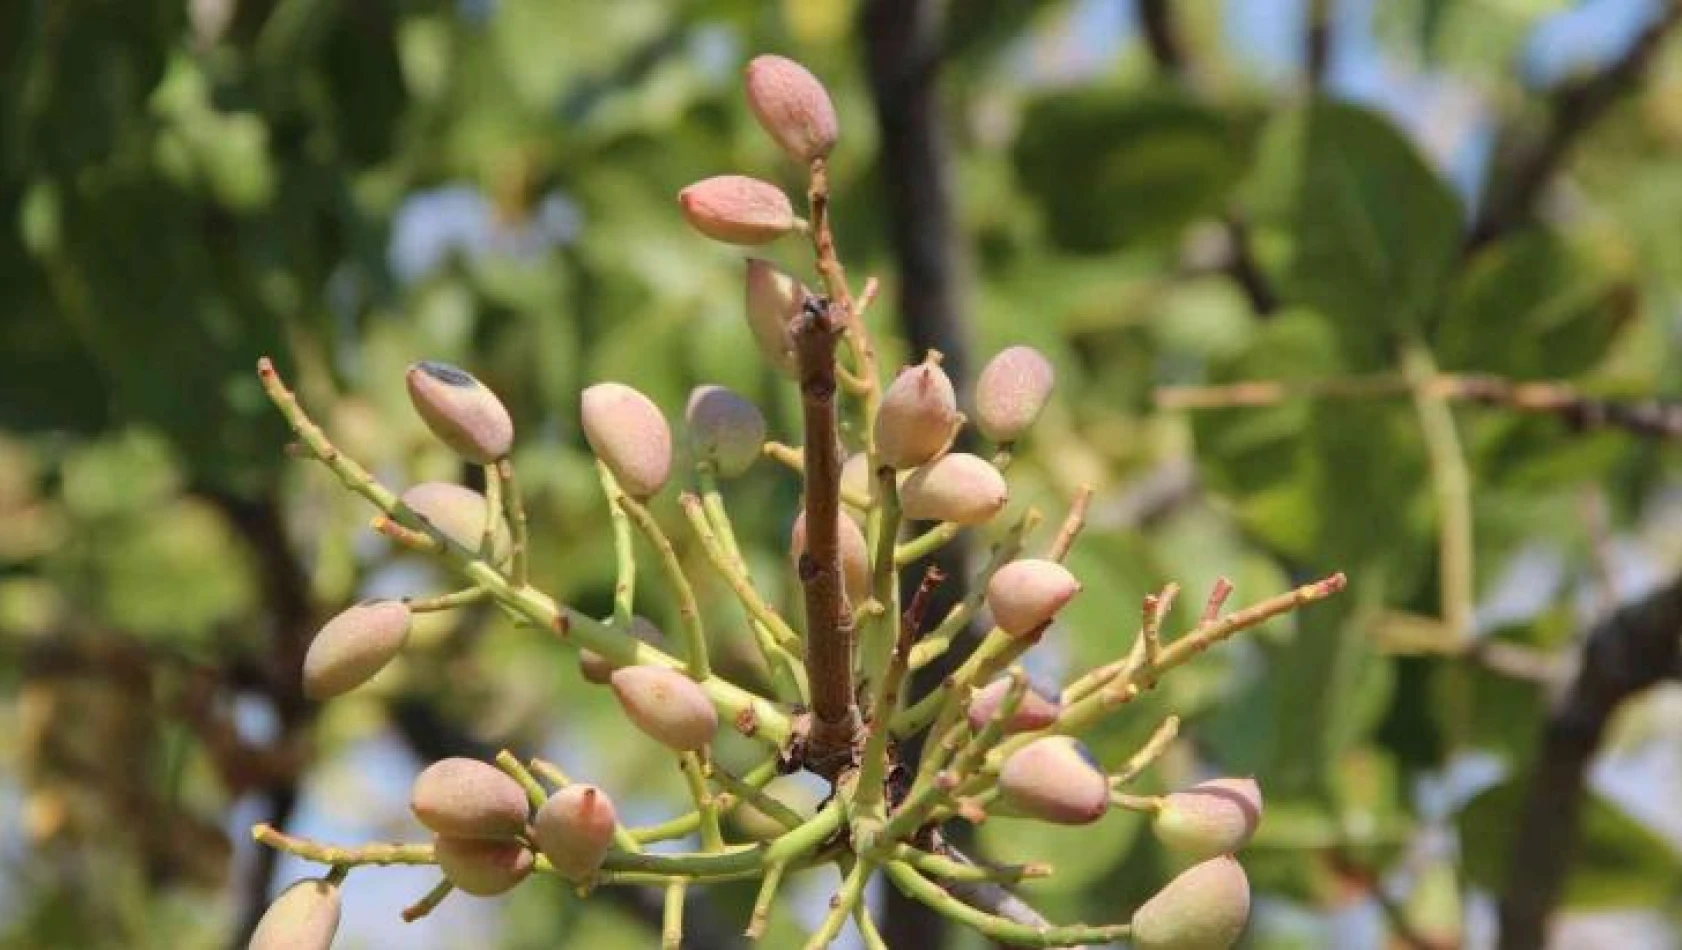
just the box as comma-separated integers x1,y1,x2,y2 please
1469,5,1682,250
1497,569,1682,950
1156,372,1682,440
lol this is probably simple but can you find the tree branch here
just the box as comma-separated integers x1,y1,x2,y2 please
792,298,861,774
1136,0,1184,79
861,0,973,942
1496,569,1682,950
1468,4,1682,251
1305,0,1332,90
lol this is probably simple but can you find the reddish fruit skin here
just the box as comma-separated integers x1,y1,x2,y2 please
678,176,796,245
743,259,805,375
410,757,531,839
302,599,412,700
965,677,1062,733
790,510,871,606
1130,856,1251,950
686,385,766,477
533,784,618,881
1152,777,1263,861
998,736,1109,825
433,835,534,896
405,361,515,463
974,346,1054,443
248,878,340,950
581,382,672,498
985,559,1082,637
399,481,509,559
900,453,1008,526
580,615,664,685
609,665,719,751
743,55,839,163
875,360,960,470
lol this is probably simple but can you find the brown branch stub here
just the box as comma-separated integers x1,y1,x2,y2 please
1497,569,1682,950
792,295,863,776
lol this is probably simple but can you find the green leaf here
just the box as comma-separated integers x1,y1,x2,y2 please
1014,87,1251,252
1437,230,1631,379
1458,780,1682,907
1247,102,1463,368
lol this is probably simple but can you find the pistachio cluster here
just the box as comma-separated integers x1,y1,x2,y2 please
249,53,1342,950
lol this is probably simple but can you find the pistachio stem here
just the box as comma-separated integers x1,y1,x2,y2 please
597,460,637,627
616,492,710,680
400,879,455,923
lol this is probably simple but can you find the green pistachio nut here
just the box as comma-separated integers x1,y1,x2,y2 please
405,361,514,464
1152,777,1263,861
410,757,530,839
743,55,839,163
985,559,1082,637
998,736,1108,825
433,836,534,896
678,176,796,245
900,453,1008,526
965,676,1062,733
1130,856,1251,950
532,784,618,882
398,481,510,560
582,382,672,499
874,357,960,470
743,259,805,376
790,509,871,606
974,346,1054,443
687,385,767,478
248,877,340,950
609,665,719,752
301,599,412,700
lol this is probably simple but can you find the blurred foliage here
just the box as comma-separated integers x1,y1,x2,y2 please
2,0,1681,948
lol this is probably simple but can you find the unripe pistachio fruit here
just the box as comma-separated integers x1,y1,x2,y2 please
533,784,618,882
986,559,1082,637
840,453,872,508
399,482,510,560
875,357,960,470
579,615,664,685
581,383,672,498
301,599,411,700
965,677,1062,733
248,877,340,950
998,736,1109,825
790,510,871,606
1130,856,1251,950
743,258,805,376
410,757,530,839
974,346,1054,443
679,175,797,245
743,55,839,163
405,361,514,464
730,775,819,841
609,665,719,751
433,836,534,896
687,385,766,478
1152,777,1263,861
900,453,1008,526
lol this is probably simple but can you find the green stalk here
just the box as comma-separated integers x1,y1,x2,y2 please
617,493,710,680
883,862,1132,947
597,460,637,626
